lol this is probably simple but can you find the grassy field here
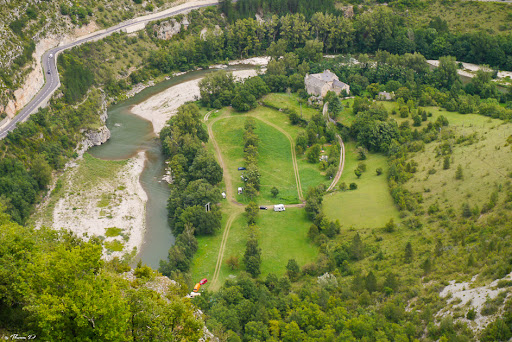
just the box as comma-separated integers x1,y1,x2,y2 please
246,106,332,193
323,141,401,229
262,93,319,120
190,207,246,291
191,207,318,290
258,208,318,276
212,115,300,204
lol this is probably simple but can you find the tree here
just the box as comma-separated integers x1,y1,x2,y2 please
455,164,463,180
286,259,300,281
404,242,413,263
376,167,383,175
29,155,52,190
199,71,235,107
271,187,279,198
245,201,259,225
443,156,450,170
365,271,377,293
349,183,357,190
412,114,422,127
189,149,223,185
226,256,240,270
350,233,364,260
357,147,367,160
354,169,362,178
384,218,396,233
306,144,321,163
434,56,460,90
462,202,472,218
244,238,261,278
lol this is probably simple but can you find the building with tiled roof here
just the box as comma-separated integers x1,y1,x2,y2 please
304,70,350,97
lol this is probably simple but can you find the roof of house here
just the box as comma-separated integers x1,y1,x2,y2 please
312,70,338,82
307,70,348,89
333,79,349,89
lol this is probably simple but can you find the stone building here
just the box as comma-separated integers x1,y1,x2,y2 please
304,70,350,97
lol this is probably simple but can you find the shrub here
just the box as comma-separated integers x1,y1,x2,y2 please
455,164,464,180
443,156,450,170
354,169,362,178
349,183,357,190
376,167,383,175
466,308,476,320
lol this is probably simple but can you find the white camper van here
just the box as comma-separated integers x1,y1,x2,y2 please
274,204,285,212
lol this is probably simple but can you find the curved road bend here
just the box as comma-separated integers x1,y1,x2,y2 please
0,0,221,140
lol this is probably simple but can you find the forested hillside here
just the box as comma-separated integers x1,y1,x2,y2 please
0,0,180,112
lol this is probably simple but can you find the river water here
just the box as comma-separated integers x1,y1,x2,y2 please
89,67,251,269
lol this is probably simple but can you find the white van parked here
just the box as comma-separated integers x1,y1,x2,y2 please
273,204,285,212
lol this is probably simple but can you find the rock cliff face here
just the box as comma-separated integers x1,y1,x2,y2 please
76,97,111,157
154,19,182,40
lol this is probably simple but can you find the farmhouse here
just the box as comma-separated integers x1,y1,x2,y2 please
304,70,350,97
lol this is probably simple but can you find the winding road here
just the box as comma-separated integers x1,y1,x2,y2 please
0,0,220,140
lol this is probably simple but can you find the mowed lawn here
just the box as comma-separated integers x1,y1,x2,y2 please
247,106,331,194
262,93,318,120
323,142,400,229
258,207,318,276
212,115,300,204
190,208,247,291
192,206,318,290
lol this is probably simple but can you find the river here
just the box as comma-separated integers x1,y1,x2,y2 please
89,66,252,269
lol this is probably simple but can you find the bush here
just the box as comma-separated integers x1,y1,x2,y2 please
455,164,463,180
349,183,357,190
376,167,383,175
466,308,476,320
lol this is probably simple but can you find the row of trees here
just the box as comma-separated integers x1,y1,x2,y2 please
242,117,261,198
159,103,223,276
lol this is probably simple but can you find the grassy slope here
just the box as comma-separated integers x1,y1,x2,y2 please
374,101,512,213
323,141,401,229
405,107,512,214
401,0,512,34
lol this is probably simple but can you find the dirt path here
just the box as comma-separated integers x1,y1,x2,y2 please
210,210,241,288
207,115,242,206
249,115,304,201
323,103,345,192
327,135,345,192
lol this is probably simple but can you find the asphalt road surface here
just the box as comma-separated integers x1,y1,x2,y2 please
0,1,219,140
